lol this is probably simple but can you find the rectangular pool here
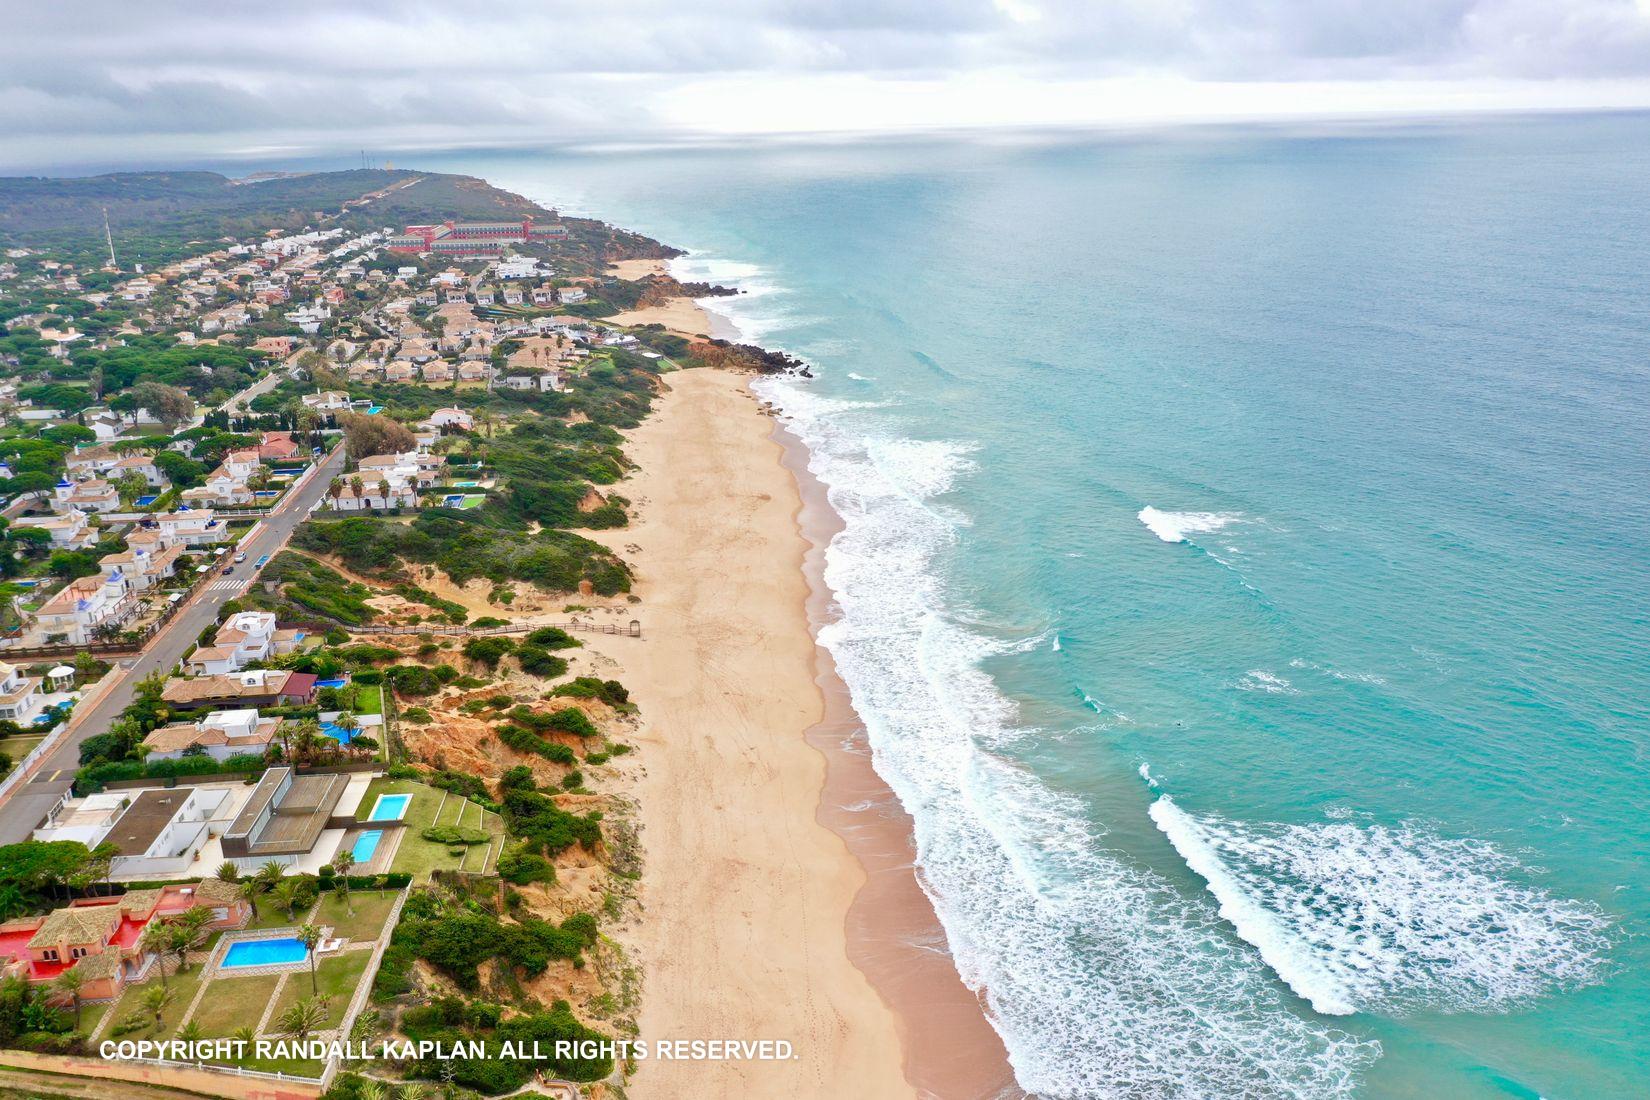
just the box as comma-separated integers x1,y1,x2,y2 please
221,937,308,969
315,678,349,689
352,830,383,863
367,793,411,821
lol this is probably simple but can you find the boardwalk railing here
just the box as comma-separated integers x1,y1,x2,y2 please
338,618,641,638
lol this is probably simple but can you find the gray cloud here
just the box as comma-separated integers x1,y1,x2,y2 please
2,0,1648,168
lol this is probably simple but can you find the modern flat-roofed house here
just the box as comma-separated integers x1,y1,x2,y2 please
0,662,44,724
142,708,282,762
220,767,349,867
162,669,318,712
34,786,244,878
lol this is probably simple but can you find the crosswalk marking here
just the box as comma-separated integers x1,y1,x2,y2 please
205,579,245,593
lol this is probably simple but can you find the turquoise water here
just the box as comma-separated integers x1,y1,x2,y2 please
368,793,410,821
352,830,382,863
420,115,1650,1098
221,937,307,968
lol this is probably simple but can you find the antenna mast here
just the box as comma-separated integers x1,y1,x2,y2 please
103,207,117,269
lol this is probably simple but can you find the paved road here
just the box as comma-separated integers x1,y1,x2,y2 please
0,444,345,844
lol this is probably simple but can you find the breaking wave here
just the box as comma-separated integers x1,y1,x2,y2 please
1138,506,1243,543
1150,798,1612,1017
757,370,1380,1099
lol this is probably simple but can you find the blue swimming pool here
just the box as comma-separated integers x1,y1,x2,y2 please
365,405,384,415
367,793,411,821
221,937,308,969
443,494,464,506
320,721,353,744
134,495,158,507
315,678,349,689
352,830,383,863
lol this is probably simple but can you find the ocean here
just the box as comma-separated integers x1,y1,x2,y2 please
431,114,1650,1098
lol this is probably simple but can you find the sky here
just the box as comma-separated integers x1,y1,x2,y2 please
4,0,1650,170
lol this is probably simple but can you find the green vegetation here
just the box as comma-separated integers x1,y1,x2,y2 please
246,551,378,625
361,778,502,881
294,511,631,596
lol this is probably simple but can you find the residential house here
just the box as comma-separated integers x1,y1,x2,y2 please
419,361,453,383
34,571,135,645
153,508,233,548
13,510,97,551
0,882,249,1000
0,662,44,724
257,431,302,462
108,453,167,487
142,708,283,762
186,611,298,674
161,670,318,712
420,407,474,431
98,543,182,593
301,390,352,412
49,477,120,514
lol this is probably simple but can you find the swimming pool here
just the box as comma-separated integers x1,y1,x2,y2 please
365,405,384,415
443,494,464,506
351,830,383,863
134,495,158,507
315,678,349,689
221,937,308,969
321,721,353,744
367,793,411,821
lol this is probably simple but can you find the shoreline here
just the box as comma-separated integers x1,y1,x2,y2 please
772,411,1025,1100
599,366,913,1098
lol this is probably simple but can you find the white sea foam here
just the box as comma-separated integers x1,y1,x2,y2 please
1137,506,1243,543
1238,669,1300,695
667,252,795,343
757,370,1380,1099
1150,797,1612,1017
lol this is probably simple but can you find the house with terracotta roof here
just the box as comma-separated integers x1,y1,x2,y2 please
0,881,249,1001
49,477,119,514
258,431,302,462
143,708,283,762
153,508,233,548
13,509,97,550
108,453,167,487
98,543,183,593
161,669,317,712
185,610,301,674
34,571,135,645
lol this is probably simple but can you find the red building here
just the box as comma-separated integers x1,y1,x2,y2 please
387,219,568,256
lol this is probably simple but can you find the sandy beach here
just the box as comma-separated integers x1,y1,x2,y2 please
600,368,913,1099
606,257,737,340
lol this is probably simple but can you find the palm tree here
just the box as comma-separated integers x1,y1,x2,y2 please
277,996,329,1042
52,967,85,1030
177,1020,204,1043
357,1083,388,1100
298,923,322,995
165,908,213,974
215,861,240,884
237,878,262,920
257,860,286,890
271,880,302,922
331,851,356,914
291,719,321,766
142,983,173,1030
231,1025,256,1048
138,923,172,989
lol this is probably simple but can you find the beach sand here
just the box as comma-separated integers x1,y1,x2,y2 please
607,297,726,341
579,366,1018,1099
602,368,913,1098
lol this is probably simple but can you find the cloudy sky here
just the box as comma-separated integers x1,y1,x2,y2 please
5,0,1650,169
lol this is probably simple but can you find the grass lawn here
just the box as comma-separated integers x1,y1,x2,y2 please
314,889,398,944
242,902,307,931
269,951,370,1033
191,973,281,1037
361,778,499,881
0,735,44,761
107,966,203,1039
354,683,383,716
